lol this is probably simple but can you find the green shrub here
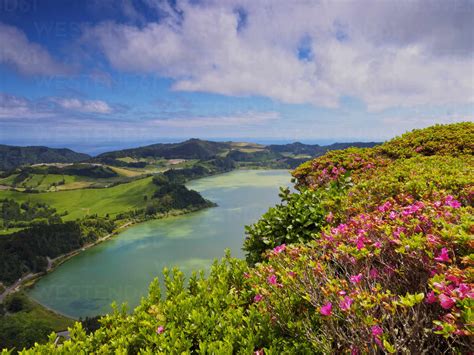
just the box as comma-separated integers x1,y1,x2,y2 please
377,122,474,158
5,294,28,313
19,253,314,354
244,183,348,265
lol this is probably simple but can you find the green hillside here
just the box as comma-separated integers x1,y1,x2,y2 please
0,177,156,220
96,138,230,161
0,145,90,171
95,138,380,169
19,122,473,354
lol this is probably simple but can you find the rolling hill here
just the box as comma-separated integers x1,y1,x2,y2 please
0,145,90,171
95,139,380,168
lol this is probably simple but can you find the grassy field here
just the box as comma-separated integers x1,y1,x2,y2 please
10,292,74,330
0,173,96,192
0,174,19,186
108,166,145,177
0,176,156,220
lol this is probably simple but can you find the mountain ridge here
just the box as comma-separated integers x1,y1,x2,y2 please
0,139,381,171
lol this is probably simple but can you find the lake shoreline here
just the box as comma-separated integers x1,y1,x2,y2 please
0,203,216,314
10,169,290,319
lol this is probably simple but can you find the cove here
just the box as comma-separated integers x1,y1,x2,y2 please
27,170,291,318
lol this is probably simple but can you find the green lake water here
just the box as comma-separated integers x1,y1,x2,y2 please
28,170,291,318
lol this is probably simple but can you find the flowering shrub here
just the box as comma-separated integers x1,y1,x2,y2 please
344,155,474,216
244,185,347,265
248,142,473,265
293,147,387,190
293,122,474,191
377,122,474,158
250,195,473,353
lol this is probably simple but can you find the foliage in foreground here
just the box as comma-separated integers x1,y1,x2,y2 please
14,256,312,354
251,196,472,352
9,122,474,354
0,218,114,284
0,292,73,350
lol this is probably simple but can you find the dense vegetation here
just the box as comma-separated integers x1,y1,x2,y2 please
0,217,115,284
24,164,118,179
0,292,73,350
1,199,61,229
142,174,215,216
163,158,235,184
11,122,471,354
0,145,89,171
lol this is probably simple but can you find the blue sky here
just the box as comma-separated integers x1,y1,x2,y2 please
0,0,473,152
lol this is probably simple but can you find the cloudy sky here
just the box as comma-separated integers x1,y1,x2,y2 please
0,0,473,152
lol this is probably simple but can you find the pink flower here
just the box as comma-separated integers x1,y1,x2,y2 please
369,268,378,279
426,234,439,244
273,244,286,254
456,283,471,299
267,275,277,285
378,201,392,212
254,294,263,302
156,326,164,334
389,211,397,220
371,325,383,337
356,237,365,250
350,273,363,284
325,212,334,223
447,200,461,208
444,195,461,208
372,241,382,249
320,302,332,316
254,349,264,355
434,248,450,263
426,291,437,304
438,294,456,309
339,296,353,311
446,274,461,285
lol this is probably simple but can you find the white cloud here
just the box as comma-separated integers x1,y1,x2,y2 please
0,22,70,76
0,93,54,119
83,0,474,110
52,98,113,114
150,111,279,128
0,93,115,119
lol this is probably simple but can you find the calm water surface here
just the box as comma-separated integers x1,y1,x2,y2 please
28,170,290,318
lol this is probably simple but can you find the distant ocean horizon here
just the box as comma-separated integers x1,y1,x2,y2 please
0,137,379,156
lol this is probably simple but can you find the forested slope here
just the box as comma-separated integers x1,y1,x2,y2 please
0,146,89,171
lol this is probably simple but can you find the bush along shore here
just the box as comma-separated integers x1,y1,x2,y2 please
3,122,473,354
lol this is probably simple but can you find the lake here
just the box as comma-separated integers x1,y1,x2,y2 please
28,170,291,318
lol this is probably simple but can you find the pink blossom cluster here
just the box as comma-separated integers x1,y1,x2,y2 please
295,151,384,189
250,193,472,351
